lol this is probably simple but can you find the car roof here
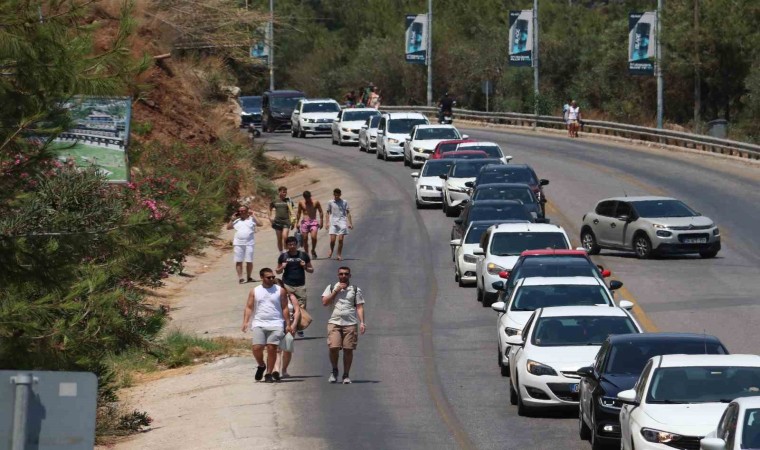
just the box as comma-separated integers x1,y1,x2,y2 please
481,163,531,171
488,223,565,234
607,332,725,346
442,150,488,158
521,249,588,256
732,396,760,408
265,90,305,96
599,196,677,202
423,158,453,166
475,183,532,190
467,219,504,228
521,276,601,286
471,199,523,206
459,141,500,147
656,354,760,368
302,98,339,103
538,305,628,318
383,112,427,119
343,107,379,113
414,124,456,129
452,157,503,164
240,95,262,100
437,139,475,146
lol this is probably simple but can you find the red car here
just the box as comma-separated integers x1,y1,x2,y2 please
440,150,489,159
430,138,476,160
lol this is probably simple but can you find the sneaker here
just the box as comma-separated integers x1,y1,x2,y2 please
281,371,290,379
254,365,266,381
264,373,274,383
247,277,254,283
342,375,352,384
328,369,338,383
272,371,281,382
297,330,304,338
311,250,317,259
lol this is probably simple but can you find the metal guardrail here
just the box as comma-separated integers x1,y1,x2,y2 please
381,106,760,160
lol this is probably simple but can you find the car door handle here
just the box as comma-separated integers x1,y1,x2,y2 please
610,223,616,228
592,219,599,224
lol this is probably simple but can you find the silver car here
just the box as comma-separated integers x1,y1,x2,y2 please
580,196,720,259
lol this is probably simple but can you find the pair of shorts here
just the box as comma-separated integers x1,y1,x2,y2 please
327,323,358,349
233,244,254,263
251,326,284,346
272,219,291,231
329,223,349,235
300,219,319,234
284,284,307,309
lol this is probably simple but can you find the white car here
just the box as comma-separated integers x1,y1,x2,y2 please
507,305,642,416
457,141,512,164
450,220,503,287
358,115,381,152
290,98,341,138
701,396,760,450
492,277,632,376
618,354,760,450
410,159,454,208
474,223,572,307
441,159,505,214
331,108,380,146
403,124,464,168
376,112,429,161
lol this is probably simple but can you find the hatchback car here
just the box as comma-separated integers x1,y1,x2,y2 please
411,159,454,208
580,196,721,259
468,164,549,204
440,159,505,217
450,220,503,287
358,115,381,152
376,112,429,160
403,125,464,167
578,333,729,450
331,108,380,145
291,98,341,137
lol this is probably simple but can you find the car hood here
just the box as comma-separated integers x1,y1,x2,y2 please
643,216,714,227
503,310,534,329
417,176,443,188
241,108,262,115
411,140,448,151
485,255,520,270
340,120,366,128
600,374,640,397
386,132,411,141
300,112,338,120
461,243,479,255
641,403,728,433
446,177,475,190
527,346,601,371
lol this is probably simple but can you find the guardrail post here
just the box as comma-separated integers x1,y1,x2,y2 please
11,373,37,450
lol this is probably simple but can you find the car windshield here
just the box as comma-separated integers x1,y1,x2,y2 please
271,96,302,110
479,169,537,185
490,232,569,256
532,316,638,347
743,409,760,449
511,285,611,311
302,102,340,113
606,341,728,376
368,116,381,128
464,223,495,244
632,199,698,218
416,128,460,140
388,118,428,133
469,204,531,222
647,367,760,404
514,258,598,280
474,187,535,203
451,161,492,177
461,145,503,158
422,161,454,177
437,142,460,153
344,110,378,122
240,97,261,109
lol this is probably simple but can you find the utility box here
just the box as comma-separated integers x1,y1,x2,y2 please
0,371,97,450
707,119,728,139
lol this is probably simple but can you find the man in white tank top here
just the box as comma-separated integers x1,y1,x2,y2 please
241,268,292,382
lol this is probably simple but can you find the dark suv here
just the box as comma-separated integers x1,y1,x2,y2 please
262,90,305,132
578,333,729,449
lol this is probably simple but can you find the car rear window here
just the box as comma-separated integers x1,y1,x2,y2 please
388,118,428,133
512,285,612,311
489,232,569,256
469,204,532,222
606,341,728,376
461,145,503,158
473,187,535,203
344,110,378,121
478,168,536,185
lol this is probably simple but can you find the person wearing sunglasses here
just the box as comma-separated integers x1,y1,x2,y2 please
321,266,366,384
241,268,293,382
227,205,263,284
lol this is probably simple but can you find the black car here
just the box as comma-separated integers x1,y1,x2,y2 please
471,182,544,218
239,95,262,131
451,199,533,240
467,164,549,203
578,333,729,449
262,90,305,132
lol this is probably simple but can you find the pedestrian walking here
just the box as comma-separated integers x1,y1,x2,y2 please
227,205,263,284
321,266,366,384
269,186,295,253
368,86,380,109
241,268,292,383
276,236,314,336
296,190,324,259
567,100,582,138
326,188,353,261
274,278,300,378
562,100,571,136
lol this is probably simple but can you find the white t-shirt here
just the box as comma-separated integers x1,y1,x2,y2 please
323,284,364,326
232,217,256,245
252,284,284,329
567,106,580,121
327,199,350,226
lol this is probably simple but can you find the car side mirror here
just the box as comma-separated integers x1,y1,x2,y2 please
498,270,510,279
462,134,469,139
504,156,514,163
617,215,631,222
577,366,596,379
505,335,524,346
700,438,727,450
491,301,507,313
618,300,634,310
491,281,504,291
450,239,462,247
411,172,420,178
439,174,447,179
534,217,550,224
609,280,623,290
617,389,638,405
539,179,549,186
464,181,474,188
473,248,484,256
454,218,463,225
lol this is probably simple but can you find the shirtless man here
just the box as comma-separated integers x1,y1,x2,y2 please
296,191,324,258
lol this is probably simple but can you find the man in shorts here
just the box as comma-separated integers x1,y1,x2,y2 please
321,266,366,384
226,205,263,284
241,268,292,382
276,236,313,336
326,188,353,261
269,186,295,253
295,190,324,259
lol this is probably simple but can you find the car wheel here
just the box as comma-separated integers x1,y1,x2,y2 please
581,228,601,255
445,202,457,218
579,406,591,440
499,350,510,377
590,411,605,450
376,147,382,159
482,290,494,308
700,249,718,258
415,196,423,209
298,127,306,139
404,153,410,167
509,379,518,405
516,377,531,416
359,141,366,152
633,233,653,259
476,287,483,303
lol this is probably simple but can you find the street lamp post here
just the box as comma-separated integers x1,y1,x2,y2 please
427,0,433,106
269,0,274,91
656,0,663,129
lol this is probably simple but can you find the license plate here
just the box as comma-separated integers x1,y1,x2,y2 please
317,125,330,130
684,238,707,244
570,383,579,393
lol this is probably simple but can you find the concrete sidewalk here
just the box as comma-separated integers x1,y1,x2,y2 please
106,155,364,450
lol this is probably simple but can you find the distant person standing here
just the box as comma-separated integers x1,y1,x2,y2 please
296,190,324,259
276,236,313,336
241,268,292,382
344,90,357,107
321,266,366,384
326,188,353,261
227,205,263,284
567,100,582,138
269,186,295,253
562,101,571,136
368,86,380,109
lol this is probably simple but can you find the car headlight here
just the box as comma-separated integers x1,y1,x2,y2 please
487,263,505,275
342,128,351,132
370,136,377,140
388,138,400,144
463,254,477,263
656,230,672,237
640,428,682,444
526,360,557,376
419,185,435,191
241,112,251,116
448,186,467,193
652,223,668,229
505,327,521,337
413,147,423,152
598,396,622,410
713,227,720,236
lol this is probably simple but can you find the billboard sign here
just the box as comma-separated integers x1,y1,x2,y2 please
628,11,656,75
508,10,533,67
250,25,269,60
405,14,428,64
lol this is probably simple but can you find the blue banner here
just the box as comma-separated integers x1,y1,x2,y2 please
405,14,428,65
628,12,656,75
509,10,533,67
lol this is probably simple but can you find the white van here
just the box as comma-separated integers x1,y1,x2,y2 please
376,112,429,161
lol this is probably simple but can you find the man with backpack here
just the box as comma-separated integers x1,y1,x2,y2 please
321,266,366,384
276,236,314,337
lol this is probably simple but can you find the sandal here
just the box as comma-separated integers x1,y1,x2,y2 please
239,278,246,284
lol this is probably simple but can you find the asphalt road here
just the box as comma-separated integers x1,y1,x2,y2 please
258,127,760,450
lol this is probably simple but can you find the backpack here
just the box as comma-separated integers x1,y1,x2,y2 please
330,284,359,306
